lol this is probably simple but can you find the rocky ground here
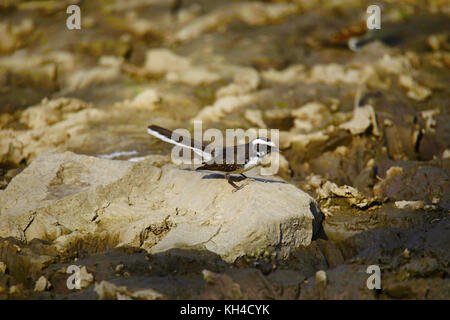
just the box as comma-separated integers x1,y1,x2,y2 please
0,0,449,299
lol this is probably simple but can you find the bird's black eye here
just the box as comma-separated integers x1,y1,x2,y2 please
256,144,260,152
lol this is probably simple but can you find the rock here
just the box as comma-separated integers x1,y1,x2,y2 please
144,49,220,86
174,2,298,42
174,8,234,43
216,67,260,97
261,64,305,83
0,96,180,166
244,109,266,128
0,97,98,165
95,280,131,300
262,63,377,87
260,152,291,179
20,97,93,130
398,74,432,101
380,104,426,161
78,266,94,289
126,89,160,109
34,276,51,292
166,67,221,86
385,166,403,179
403,248,411,259
193,93,258,123
267,269,306,299
308,64,376,85
131,288,166,300
373,162,449,210
66,64,121,90
123,11,161,38
17,1,67,13
378,54,411,74
291,102,329,133
315,270,327,299
299,264,376,299
237,2,298,26
315,270,327,285
0,19,34,54
0,152,323,263
144,48,261,90
144,49,190,75
202,270,247,300
339,105,380,136
115,264,125,273
317,180,374,209
427,34,448,51
421,108,440,133
279,130,329,150
0,262,7,274
176,3,202,24
0,50,58,91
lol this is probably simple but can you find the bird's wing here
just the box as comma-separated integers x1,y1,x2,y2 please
147,125,212,161
195,144,248,171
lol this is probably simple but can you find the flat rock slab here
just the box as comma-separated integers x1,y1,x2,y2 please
0,152,323,262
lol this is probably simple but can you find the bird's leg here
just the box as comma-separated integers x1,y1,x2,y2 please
239,173,254,183
225,174,245,192
225,173,240,189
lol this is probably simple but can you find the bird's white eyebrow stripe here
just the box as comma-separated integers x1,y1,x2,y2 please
147,127,212,161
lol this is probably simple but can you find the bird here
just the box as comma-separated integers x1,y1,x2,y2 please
147,125,281,191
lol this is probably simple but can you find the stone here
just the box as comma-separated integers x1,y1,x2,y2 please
94,280,130,300
291,102,328,132
174,2,297,42
261,64,305,83
0,96,181,166
399,74,432,101
317,180,373,209
315,270,327,285
78,266,94,289
144,49,220,86
131,288,166,300
128,89,160,109
0,151,323,263
373,163,449,210
193,93,264,123
202,270,247,300
20,97,93,130
394,200,437,211
216,67,260,97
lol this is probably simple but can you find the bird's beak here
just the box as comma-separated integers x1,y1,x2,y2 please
273,147,281,153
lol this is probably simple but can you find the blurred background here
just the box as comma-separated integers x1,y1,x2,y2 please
0,0,449,300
